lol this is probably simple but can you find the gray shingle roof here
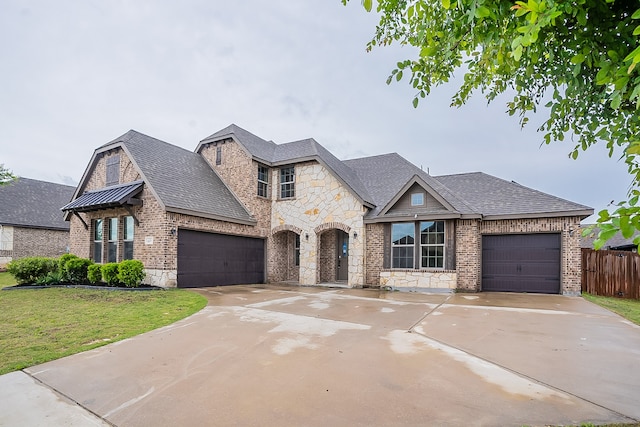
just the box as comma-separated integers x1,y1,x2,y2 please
200,124,276,164
62,180,143,212
580,225,639,250
97,130,255,224
200,125,374,206
434,172,593,218
0,178,75,230
344,153,476,219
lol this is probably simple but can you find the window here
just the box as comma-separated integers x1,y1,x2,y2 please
123,216,134,260
411,193,424,206
280,166,295,198
257,164,269,198
216,146,222,165
391,223,415,268
106,155,120,187
420,221,444,268
107,217,118,263
0,225,13,251
391,221,445,269
294,234,300,266
93,219,103,263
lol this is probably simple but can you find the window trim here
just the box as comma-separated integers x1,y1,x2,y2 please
257,164,269,198
215,146,222,165
106,155,120,187
391,220,445,270
419,221,445,269
107,217,118,263
391,222,415,269
123,216,134,260
411,192,424,206
294,233,300,266
279,166,295,199
93,219,103,263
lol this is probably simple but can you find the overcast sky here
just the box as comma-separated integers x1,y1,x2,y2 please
0,0,630,222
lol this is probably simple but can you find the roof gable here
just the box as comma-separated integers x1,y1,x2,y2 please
381,177,456,218
0,178,75,230
75,130,255,225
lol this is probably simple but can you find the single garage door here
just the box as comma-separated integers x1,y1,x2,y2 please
177,229,264,288
482,233,561,294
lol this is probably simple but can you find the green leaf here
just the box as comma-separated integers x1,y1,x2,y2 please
362,0,372,12
620,216,634,239
412,97,419,108
475,6,490,19
442,0,451,10
633,8,640,19
513,45,523,61
570,54,585,64
634,25,640,36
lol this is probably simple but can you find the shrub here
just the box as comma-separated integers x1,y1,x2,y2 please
101,263,120,286
36,270,64,285
58,253,79,282
87,264,102,284
117,260,146,288
63,258,93,285
7,257,58,284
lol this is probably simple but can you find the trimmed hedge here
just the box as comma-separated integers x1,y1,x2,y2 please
7,257,58,284
7,254,146,288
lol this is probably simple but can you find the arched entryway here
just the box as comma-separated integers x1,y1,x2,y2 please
315,223,351,284
269,225,301,283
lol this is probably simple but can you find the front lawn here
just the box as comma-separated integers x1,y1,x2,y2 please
582,293,640,326
0,272,207,374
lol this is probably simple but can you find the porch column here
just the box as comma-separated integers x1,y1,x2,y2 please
299,233,317,285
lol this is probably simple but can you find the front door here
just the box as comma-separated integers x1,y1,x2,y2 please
336,230,349,281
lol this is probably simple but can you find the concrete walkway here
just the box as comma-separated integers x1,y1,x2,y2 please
1,286,639,426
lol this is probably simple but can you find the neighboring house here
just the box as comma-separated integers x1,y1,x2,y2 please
62,125,593,294
581,225,639,252
0,177,75,268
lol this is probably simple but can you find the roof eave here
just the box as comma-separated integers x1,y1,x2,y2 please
364,212,464,224
165,207,257,226
0,222,69,231
481,209,594,221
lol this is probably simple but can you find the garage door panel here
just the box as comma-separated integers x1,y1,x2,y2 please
177,229,264,288
482,234,560,294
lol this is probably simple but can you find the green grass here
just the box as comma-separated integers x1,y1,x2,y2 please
0,272,207,374
582,293,640,326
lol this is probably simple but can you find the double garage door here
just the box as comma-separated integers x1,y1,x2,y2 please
482,233,561,294
177,229,264,288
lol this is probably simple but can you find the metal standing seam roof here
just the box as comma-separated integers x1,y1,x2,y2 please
0,177,75,230
87,130,255,224
61,181,144,212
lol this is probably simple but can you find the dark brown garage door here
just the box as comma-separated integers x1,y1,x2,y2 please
177,229,264,288
482,233,561,294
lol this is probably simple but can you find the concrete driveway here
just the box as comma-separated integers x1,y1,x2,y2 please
2,285,640,426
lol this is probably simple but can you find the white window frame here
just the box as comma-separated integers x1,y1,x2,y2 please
411,192,424,206
280,166,295,199
391,222,415,269
419,221,445,269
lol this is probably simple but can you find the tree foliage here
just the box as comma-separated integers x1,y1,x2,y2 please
344,0,640,248
0,164,16,186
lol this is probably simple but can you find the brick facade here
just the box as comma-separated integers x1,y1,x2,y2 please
365,223,384,287
0,226,69,268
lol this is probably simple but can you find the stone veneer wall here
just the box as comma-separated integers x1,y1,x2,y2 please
0,226,69,267
379,270,457,291
478,216,583,295
271,162,365,287
364,223,385,287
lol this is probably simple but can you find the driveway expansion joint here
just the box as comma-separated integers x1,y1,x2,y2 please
23,369,115,427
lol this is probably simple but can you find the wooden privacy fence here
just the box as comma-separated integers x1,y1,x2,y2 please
582,248,640,299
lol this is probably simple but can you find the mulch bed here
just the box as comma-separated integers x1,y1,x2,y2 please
3,282,163,291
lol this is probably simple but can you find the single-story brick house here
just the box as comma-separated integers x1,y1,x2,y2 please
63,124,592,294
0,177,75,268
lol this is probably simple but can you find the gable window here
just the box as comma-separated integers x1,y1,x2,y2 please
123,216,134,260
280,166,295,199
93,219,103,263
420,221,444,268
411,193,424,206
107,217,118,263
106,155,120,187
391,223,415,268
257,164,269,198
391,221,445,269
216,146,222,165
